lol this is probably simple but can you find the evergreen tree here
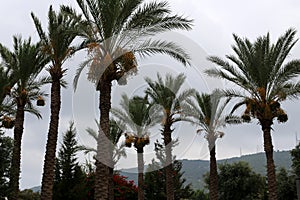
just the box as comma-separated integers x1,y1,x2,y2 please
144,141,194,200
53,122,86,200
0,130,13,198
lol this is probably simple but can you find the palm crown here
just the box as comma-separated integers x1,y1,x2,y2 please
0,36,49,118
145,73,195,122
182,90,234,147
31,5,82,78
206,28,300,123
70,0,193,89
112,94,160,139
78,119,127,165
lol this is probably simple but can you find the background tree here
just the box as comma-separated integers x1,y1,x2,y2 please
78,119,127,167
53,122,86,200
190,190,209,200
291,142,300,200
0,36,49,200
206,28,300,200
31,6,82,199
0,130,13,198
19,189,41,200
182,89,238,200
145,73,194,200
144,141,194,200
68,0,193,199
276,167,296,200
204,161,265,200
112,94,160,200
291,142,300,177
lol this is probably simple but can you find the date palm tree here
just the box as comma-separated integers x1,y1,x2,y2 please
78,119,127,167
67,1,193,199
182,90,239,200
145,73,195,200
112,94,161,200
205,28,300,200
0,36,49,200
31,6,82,200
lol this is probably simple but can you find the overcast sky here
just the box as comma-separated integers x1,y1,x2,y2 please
1,0,300,189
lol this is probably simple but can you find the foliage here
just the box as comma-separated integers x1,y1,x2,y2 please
69,0,194,90
204,161,266,200
78,119,127,166
79,168,138,200
276,167,296,200
190,189,209,200
291,142,300,177
113,173,138,200
0,131,13,198
206,28,300,200
144,159,194,200
206,28,300,122
18,189,40,200
53,122,87,200
112,94,160,148
182,89,240,148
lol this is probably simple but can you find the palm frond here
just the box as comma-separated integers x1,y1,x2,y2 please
135,39,191,66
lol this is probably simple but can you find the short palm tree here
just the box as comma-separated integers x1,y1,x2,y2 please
67,1,193,199
182,90,239,200
31,6,82,200
0,36,49,200
145,73,195,200
205,28,300,200
78,119,127,167
112,94,161,200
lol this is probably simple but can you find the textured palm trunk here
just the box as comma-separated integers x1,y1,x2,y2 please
95,80,114,200
164,121,174,200
41,76,61,200
209,145,218,200
137,148,145,200
261,120,277,200
8,102,25,200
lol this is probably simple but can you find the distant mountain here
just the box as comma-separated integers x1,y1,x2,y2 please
28,185,41,193
29,151,292,191
119,150,292,190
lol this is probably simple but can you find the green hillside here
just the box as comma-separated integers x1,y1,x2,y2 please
120,150,292,190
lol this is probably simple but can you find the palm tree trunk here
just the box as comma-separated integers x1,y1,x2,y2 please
137,147,144,200
261,120,277,200
209,145,218,200
95,80,114,200
41,77,61,200
164,123,174,200
8,103,25,200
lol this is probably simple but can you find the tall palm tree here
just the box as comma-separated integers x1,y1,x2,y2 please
205,28,300,200
78,119,127,166
68,1,193,199
31,6,82,200
0,36,49,200
112,94,160,200
182,90,239,200
145,73,194,200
